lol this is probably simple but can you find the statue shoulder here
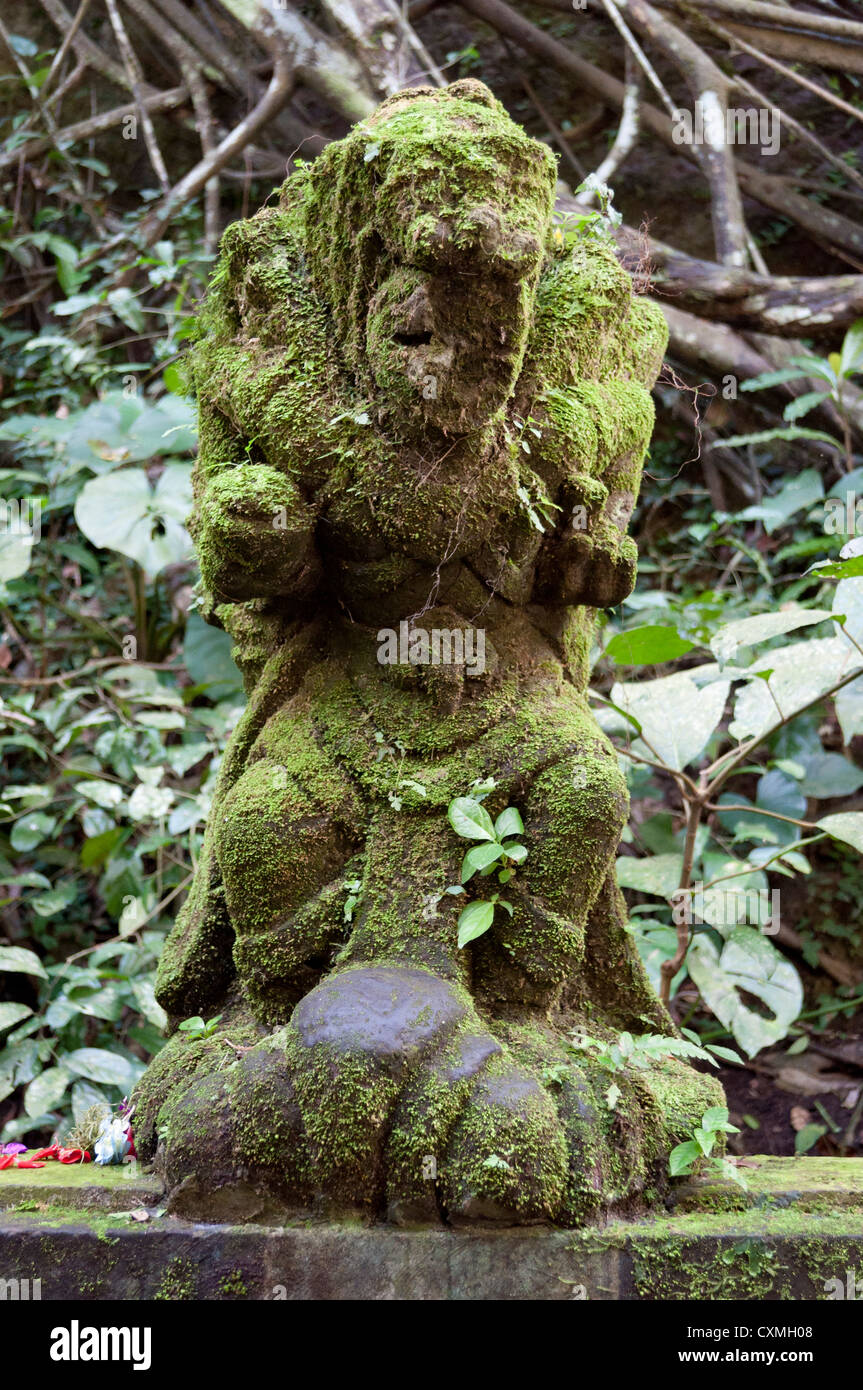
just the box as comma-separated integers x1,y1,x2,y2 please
199,179,326,353
522,238,666,394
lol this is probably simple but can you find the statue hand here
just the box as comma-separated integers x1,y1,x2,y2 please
193,464,319,603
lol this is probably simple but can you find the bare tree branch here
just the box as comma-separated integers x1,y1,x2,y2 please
614,223,863,335
655,0,863,44
612,0,749,267
37,0,93,106
576,47,641,203
0,86,189,173
137,57,295,247
104,0,171,191
218,0,376,120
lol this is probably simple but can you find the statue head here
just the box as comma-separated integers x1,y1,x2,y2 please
302,80,556,435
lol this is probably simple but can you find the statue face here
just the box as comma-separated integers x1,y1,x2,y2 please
366,146,549,434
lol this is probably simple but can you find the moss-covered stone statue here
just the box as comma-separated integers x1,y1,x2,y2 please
134,78,722,1224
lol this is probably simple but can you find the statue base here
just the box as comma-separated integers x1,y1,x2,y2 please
1,1156,861,1300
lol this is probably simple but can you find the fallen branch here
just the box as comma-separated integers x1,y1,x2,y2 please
457,0,863,265
719,22,863,78
614,0,750,266
137,57,295,248
218,0,376,121
576,48,641,202
105,0,171,192
0,87,189,173
655,0,863,45
614,224,863,336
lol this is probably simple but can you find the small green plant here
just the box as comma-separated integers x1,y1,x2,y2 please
343,879,362,924
668,1106,745,1188
551,176,622,249
516,481,562,534
565,1029,741,1111
715,317,863,472
177,1014,222,1040
445,780,528,948
373,730,427,809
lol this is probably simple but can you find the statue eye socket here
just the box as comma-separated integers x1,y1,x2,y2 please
393,330,433,347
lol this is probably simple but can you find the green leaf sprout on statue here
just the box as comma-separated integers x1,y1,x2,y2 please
446,782,528,948
343,880,362,924
563,1029,743,1112
177,1014,222,1041
668,1107,747,1189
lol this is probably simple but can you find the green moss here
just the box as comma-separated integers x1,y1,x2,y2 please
218,1268,248,1298
155,1256,198,1301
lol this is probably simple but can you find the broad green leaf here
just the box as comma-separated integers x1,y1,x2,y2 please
693,1127,716,1157
8,33,38,55
739,366,809,391
0,871,51,890
736,469,824,534
605,625,694,666
448,797,496,842
669,1140,700,1176
168,797,206,835
10,811,56,852
710,608,832,665
817,812,863,854
135,710,185,731
0,528,33,581
494,806,524,840
798,752,863,799
688,928,803,1057
835,676,863,743
730,637,860,742
25,1066,70,1117
690,861,770,931
715,427,840,457
74,463,193,576
130,979,167,1030
0,946,47,979
795,1124,827,1155
183,613,245,700
31,883,76,918
107,286,145,332
782,391,826,423
81,827,126,869
457,899,496,947
0,1003,33,1033
461,842,504,883
62,1048,140,1088
616,852,683,899
809,554,863,581
74,778,124,809
127,783,174,821
839,317,863,378
611,668,730,771
834,576,863,649
701,1105,731,1132
71,1081,109,1122
504,843,528,864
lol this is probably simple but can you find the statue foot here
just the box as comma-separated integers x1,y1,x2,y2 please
134,967,722,1225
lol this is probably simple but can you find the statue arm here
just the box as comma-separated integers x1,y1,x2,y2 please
189,392,320,606
528,283,668,609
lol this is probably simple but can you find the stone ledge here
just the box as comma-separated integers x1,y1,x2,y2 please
1,1156,861,1300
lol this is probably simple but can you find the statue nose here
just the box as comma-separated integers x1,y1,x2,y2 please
417,208,540,273
452,206,541,275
